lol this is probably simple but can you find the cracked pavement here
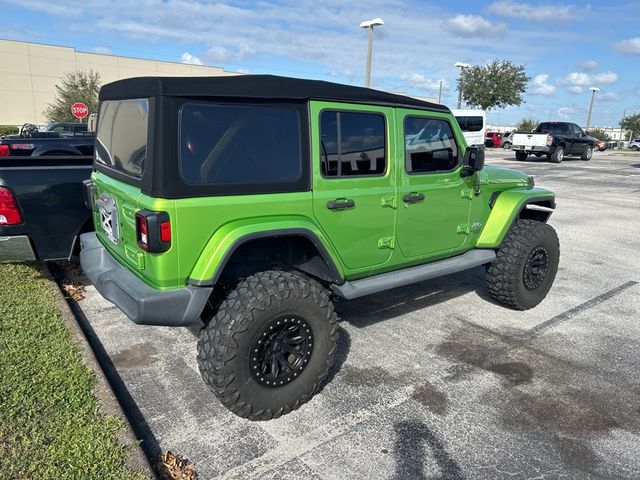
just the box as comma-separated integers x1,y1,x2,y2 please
76,150,640,479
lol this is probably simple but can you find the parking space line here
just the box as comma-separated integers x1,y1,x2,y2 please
525,281,639,337
219,385,415,479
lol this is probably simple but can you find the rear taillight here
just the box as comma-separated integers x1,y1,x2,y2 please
136,210,171,253
0,144,9,157
546,134,553,147
0,187,23,225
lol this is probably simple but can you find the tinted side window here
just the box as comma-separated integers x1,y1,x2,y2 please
320,111,386,177
95,99,149,177
455,116,483,132
405,117,459,173
179,104,302,186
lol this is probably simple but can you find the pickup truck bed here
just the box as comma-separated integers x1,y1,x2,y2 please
0,156,93,261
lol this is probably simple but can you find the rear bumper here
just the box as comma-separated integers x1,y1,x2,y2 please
79,232,212,326
512,145,551,153
0,235,36,261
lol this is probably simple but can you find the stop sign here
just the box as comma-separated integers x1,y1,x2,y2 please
71,102,89,119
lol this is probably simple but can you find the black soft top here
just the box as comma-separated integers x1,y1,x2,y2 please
99,74,449,112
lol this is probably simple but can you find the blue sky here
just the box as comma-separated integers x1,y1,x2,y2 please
2,0,639,127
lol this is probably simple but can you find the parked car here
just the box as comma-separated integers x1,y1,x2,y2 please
485,131,503,148
511,121,595,163
500,131,514,149
42,122,92,137
81,75,558,420
0,155,93,261
628,139,640,151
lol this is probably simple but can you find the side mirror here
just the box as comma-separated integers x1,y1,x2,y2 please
463,145,485,175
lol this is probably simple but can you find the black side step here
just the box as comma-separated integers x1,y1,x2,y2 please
331,249,496,300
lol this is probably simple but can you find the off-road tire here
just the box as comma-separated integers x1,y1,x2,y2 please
197,270,338,420
486,220,559,311
515,151,528,161
549,146,564,163
581,146,593,161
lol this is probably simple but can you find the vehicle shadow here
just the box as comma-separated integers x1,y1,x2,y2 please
335,266,492,328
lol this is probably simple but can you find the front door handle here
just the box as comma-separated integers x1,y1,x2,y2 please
327,199,355,210
402,193,425,203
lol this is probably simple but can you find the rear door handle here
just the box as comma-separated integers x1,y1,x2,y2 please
402,193,425,203
327,199,355,210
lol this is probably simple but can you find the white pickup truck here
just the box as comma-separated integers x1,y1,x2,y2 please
512,121,595,163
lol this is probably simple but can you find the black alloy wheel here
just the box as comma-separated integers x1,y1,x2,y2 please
523,246,549,290
250,316,314,388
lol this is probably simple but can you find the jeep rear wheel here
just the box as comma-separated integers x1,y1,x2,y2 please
197,270,338,420
485,220,559,310
515,151,528,161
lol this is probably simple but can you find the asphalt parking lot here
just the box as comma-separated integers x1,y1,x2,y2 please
75,149,640,479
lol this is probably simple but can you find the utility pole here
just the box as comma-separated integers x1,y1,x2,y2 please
619,109,626,146
438,80,443,104
455,62,470,109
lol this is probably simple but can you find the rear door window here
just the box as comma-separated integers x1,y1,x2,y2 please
95,99,149,177
179,103,302,187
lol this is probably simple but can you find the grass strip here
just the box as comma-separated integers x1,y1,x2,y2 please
0,262,145,480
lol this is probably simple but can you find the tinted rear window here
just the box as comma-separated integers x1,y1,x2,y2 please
95,99,149,177
537,123,570,134
179,103,302,186
455,116,484,132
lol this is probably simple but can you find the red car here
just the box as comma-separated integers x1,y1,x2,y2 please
485,131,503,148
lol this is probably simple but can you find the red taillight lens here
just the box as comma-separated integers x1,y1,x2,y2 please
0,144,10,157
136,210,170,253
0,187,23,225
136,213,149,251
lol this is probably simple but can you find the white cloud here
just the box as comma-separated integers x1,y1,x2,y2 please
560,71,618,92
447,14,507,37
614,37,640,55
93,46,112,54
593,71,618,84
599,92,620,102
204,46,230,64
401,73,449,93
487,1,584,22
579,60,598,71
180,52,203,65
530,74,555,96
557,107,574,120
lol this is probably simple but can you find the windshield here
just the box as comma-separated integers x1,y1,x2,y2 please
95,99,149,177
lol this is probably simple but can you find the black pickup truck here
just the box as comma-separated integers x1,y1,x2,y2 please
0,156,93,261
511,121,595,163
0,124,94,157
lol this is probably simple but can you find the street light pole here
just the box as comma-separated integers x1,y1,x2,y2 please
455,62,470,109
438,80,443,104
585,86,599,130
360,18,384,88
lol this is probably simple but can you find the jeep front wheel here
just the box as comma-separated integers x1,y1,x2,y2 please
485,219,559,311
197,270,338,420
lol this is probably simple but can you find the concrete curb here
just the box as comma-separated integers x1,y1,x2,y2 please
42,264,156,479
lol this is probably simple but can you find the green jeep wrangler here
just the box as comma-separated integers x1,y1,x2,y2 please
80,75,559,420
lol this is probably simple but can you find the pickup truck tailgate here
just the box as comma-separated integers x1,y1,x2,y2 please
513,132,549,148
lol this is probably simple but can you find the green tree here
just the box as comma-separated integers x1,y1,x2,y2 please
43,70,101,123
585,128,610,141
620,113,640,140
458,59,530,111
516,118,539,132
